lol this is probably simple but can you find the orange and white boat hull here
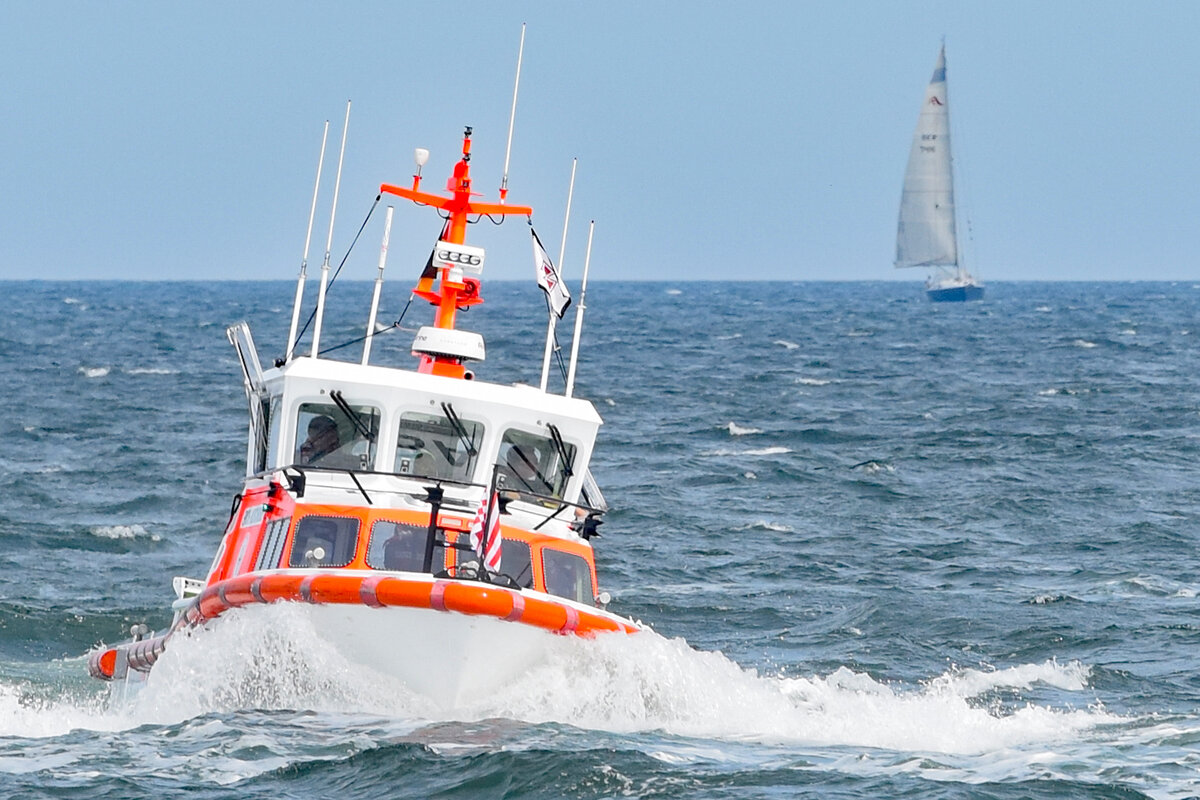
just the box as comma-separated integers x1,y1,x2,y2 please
89,570,641,701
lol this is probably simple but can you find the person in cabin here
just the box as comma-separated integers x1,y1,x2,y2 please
300,415,342,465
300,415,364,469
499,445,542,492
382,527,424,571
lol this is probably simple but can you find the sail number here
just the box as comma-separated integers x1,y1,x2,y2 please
434,241,486,274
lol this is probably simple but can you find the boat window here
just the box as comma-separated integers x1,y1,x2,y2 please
366,520,443,572
501,540,533,588
295,402,380,470
497,429,576,499
266,395,282,469
541,549,592,604
288,515,360,568
394,410,484,481
451,538,532,587
252,395,272,473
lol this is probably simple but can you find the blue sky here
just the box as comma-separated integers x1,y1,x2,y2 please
2,1,1197,282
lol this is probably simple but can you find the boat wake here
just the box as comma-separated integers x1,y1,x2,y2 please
6,604,1110,743
5,603,1199,794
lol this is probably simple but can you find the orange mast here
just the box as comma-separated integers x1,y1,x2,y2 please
380,127,531,377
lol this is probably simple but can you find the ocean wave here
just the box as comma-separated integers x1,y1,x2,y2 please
1072,339,1098,349
703,446,792,457
726,422,762,436
78,366,110,378
89,524,161,543
736,521,794,533
795,377,831,386
773,340,800,350
124,368,179,376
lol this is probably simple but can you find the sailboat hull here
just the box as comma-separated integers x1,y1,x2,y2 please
926,284,984,302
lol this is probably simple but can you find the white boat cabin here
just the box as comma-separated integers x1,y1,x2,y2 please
237,352,603,516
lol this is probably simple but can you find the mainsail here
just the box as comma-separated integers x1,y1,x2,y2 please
895,46,958,269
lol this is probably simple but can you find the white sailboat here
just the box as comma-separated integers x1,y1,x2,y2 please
895,45,984,302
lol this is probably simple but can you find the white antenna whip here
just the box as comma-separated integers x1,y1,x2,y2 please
539,157,576,391
565,220,595,398
499,22,526,203
312,100,351,357
286,120,329,363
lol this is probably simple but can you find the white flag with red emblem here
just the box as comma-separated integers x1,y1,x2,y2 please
468,491,502,572
531,227,571,319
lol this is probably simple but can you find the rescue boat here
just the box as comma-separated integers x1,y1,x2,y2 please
88,93,642,700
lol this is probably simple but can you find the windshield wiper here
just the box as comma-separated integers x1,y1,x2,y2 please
330,390,376,443
547,423,575,479
440,402,478,457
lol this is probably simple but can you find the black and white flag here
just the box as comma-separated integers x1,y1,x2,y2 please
531,227,571,319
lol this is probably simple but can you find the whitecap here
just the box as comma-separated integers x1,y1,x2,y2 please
737,521,794,533
702,446,792,457
78,366,110,378
773,340,801,350
1035,306,1052,312
795,377,831,386
1072,340,1097,349
90,524,161,542
726,422,762,436
125,367,179,376
666,289,682,296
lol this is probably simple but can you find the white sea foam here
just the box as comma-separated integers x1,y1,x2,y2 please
1035,306,1052,312
715,333,742,341
90,524,161,542
0,606,1163,792
703,446,792,457
726,422,762,436
78,366,110,378
666,289,682,296
125,367,179,375
63,297,83,305
1072,339,1098,349
773,340,801,350
795,377,831,386
737,521,794,533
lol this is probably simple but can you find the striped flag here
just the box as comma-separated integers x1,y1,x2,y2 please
468,491,502,572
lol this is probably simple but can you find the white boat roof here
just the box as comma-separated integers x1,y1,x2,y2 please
265,356,602,426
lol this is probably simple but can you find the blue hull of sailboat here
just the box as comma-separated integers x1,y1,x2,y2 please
926,285,984,302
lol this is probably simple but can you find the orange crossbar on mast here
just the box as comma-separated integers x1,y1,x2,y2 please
380,127,531,375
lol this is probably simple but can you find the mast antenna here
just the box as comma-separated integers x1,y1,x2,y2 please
362,205,394,365
285,120,329,363
499,23,526,203
539,158,576,391
312,100,351,357
565,220,595,398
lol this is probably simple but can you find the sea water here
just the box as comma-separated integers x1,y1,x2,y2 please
2,280,1199,799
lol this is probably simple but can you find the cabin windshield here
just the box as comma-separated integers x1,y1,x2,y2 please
394,410,484,481
497,429,576,499
295,401,380,470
